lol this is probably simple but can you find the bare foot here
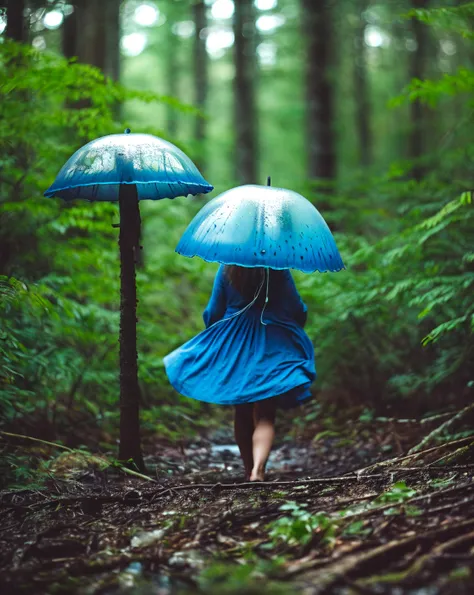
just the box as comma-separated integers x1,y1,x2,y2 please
250,466,265,482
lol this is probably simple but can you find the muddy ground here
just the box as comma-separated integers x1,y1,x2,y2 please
0,422,473,595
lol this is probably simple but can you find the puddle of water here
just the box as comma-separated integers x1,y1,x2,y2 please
210,444,240,456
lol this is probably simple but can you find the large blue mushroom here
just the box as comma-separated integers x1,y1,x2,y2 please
45,130,213,470
176,183,344,274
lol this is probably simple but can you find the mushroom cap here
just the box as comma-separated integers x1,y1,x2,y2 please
176,185,345,273
44,132,213,201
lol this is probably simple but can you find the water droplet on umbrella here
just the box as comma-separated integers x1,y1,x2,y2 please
261,249,266,254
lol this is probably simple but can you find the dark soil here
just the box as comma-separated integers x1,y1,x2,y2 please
0,422,473,595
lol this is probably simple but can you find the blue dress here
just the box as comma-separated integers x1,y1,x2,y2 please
163,266,316,409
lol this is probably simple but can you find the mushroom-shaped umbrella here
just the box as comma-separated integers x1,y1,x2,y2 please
176,183,344,273
45,130,213,470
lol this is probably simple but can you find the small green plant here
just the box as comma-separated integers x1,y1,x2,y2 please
198,557,287,595
375,482,417,504
267,501,336,547
343,520,371,538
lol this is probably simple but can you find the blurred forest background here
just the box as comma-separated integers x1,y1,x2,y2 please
0,0,473,485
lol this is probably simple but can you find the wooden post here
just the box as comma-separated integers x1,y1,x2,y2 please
118,183,145,472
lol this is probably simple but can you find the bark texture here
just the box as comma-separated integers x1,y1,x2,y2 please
301,0,336,181
64,0,120,79
233,0,258,184
193,0,208,172
5,0,25,42
118,184,144,471
353,1,372,168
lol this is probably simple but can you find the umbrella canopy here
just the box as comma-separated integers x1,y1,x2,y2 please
42,129,213,472
176,184,344,273
44,130,213,201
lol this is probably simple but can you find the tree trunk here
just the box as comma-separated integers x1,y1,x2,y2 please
118,184,145,472
193,0,208,172
5,0,25,42
233,0,258,184
301,0,336,181
104,0,121,82
410,0,429,180
353,1,372,168
165,19,179,137
70,0,119,76
62,8,78,60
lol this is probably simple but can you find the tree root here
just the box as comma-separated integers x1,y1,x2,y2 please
355,436,474,474
297,518,474,595
340,480,474,524
357,528,474,587
408,403,474,455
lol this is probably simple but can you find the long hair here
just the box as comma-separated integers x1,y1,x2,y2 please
224,265,284,306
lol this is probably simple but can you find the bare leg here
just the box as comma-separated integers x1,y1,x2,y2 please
234,404,254,480
250,398,276,481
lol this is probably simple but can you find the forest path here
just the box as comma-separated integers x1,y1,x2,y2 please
1,432,474,595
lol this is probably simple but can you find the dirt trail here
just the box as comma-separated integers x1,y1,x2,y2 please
0,435,473,595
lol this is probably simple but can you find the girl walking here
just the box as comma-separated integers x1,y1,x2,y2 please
164,265,315,481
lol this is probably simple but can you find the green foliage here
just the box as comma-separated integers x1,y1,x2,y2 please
0,39,218,464
375,482,417,504
405,3,474,40
2,0,474,488
267,501,336,547
198,558,288,595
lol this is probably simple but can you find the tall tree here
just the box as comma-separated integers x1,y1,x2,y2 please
5,0,25,42
233,0,258,184
301,0,336,181
410,0,429,180
104,0,121,82
353,0,372,168
193,0,208,172
164,11,179,137
63,0,120,80
62,7,78,61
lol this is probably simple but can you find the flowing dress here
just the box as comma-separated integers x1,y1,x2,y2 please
163,266,316,409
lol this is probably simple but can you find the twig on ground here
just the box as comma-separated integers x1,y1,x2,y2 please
0,430,156,483
358,529,474,586
408,403,474,454
355,436,474,474
298,518,474,595
0,431,73,452
428,442,474,467
149,475,369,498
340,481,474,524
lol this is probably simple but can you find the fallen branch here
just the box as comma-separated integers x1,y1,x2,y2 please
297,518,474,595
340,481,474,524
372,411,457,425
358,528,474,586
428,442,474,467
355,436,474,474
408,403,474,454
150,466,474,499
0,430,156,483
0,430,72,452
149,474,385,498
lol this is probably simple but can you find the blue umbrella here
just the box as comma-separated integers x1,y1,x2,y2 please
45,130,212,201
176,183,344,273
45,130,213,471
